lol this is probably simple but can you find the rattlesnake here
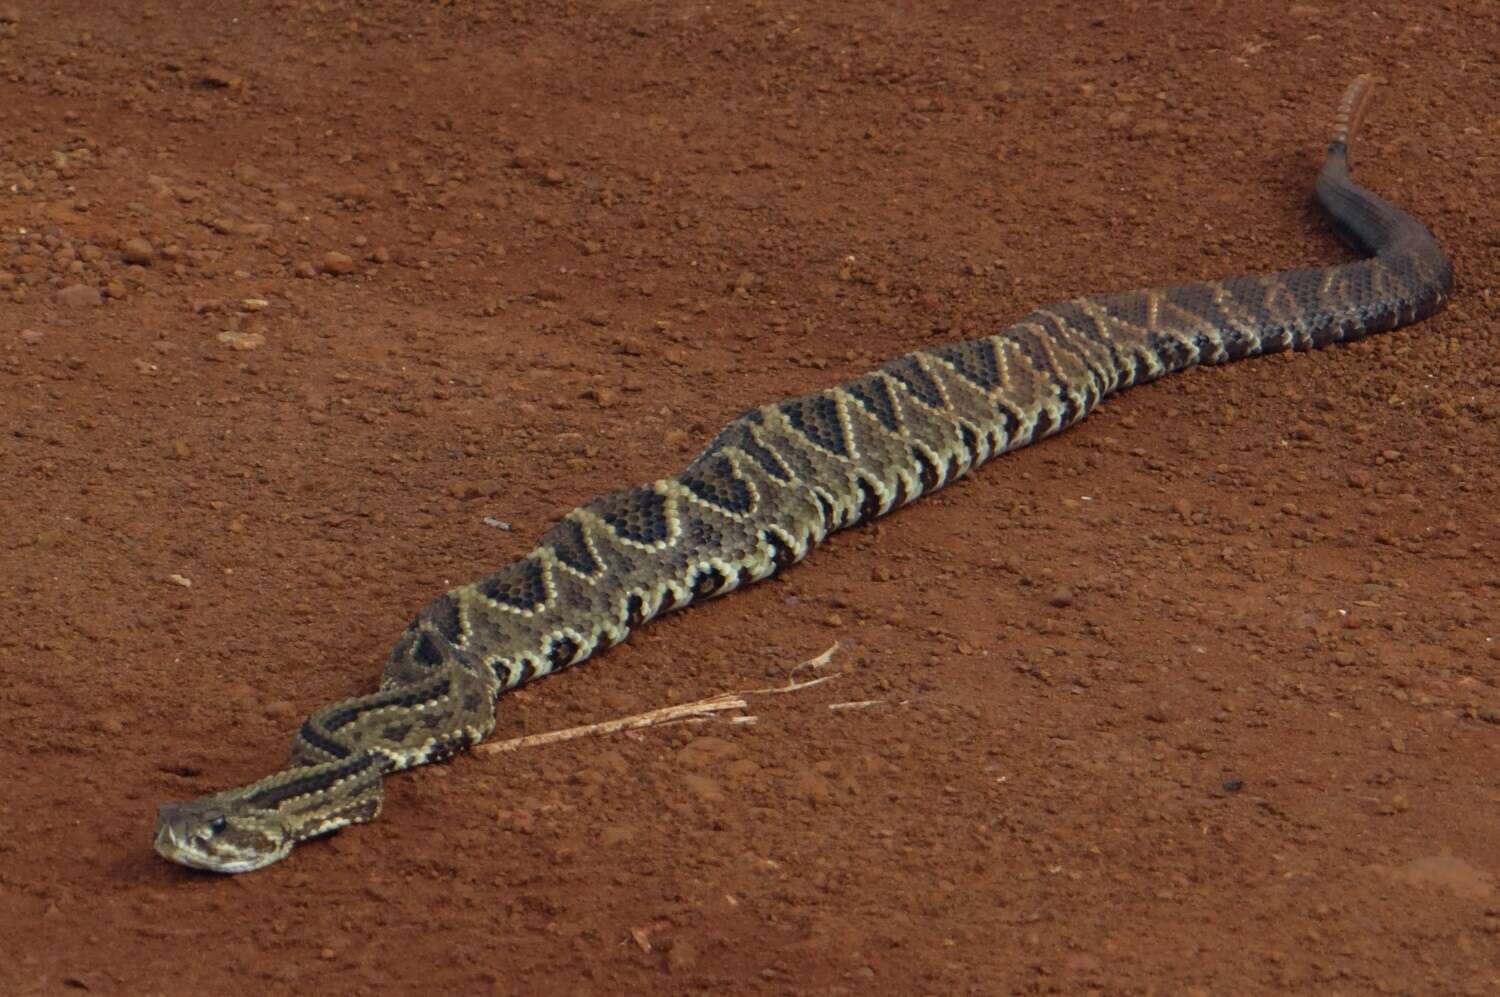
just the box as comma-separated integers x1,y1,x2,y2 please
154,77,1451,873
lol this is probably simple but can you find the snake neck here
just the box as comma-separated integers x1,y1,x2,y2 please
293,635,501,772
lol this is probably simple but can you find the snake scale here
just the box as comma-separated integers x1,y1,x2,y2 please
155,77,1451,872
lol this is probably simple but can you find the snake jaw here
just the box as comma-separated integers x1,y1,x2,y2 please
153,799,292,874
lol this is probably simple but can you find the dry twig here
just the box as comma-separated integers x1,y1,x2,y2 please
475,643,840,755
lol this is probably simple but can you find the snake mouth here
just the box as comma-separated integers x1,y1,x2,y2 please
153,803,288,874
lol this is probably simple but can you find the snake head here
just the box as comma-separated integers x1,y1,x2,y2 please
153,796,293,873
154,753,385,874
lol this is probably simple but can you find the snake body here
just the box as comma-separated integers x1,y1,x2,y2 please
155,77,1451,872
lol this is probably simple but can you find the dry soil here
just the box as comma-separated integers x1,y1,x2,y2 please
2,1,1498,994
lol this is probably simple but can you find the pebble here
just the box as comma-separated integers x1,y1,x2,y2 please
121,237,155,265
199,68,240,88
55,284,102,307
19,328,45,345
216,330,266,351
320,251,355,275
1047,586,1075,608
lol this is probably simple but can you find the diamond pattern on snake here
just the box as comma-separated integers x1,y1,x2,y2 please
154,77,1452,873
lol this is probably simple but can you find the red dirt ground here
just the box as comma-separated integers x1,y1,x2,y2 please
2,1,1497,993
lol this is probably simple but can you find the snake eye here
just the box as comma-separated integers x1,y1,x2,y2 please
208,816,228,835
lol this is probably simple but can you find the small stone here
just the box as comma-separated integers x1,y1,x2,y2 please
449,481,484,501
199,68,240,88
240,298,269,311
166,574,193,588
216,330,266,351
19,328,45,345
292,261,317,279
1047,586,1075,608
1144,705,1171,723
121,237,155,265
55,284,102,307
320,251,355,275
369,246,390,264
589,385,617,408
